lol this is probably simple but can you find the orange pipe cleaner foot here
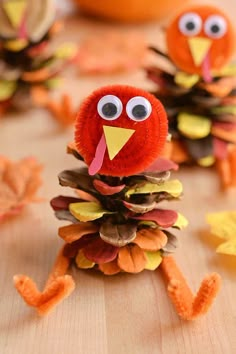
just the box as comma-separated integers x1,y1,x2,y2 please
14,247,75,315
160,256,221,320
216,146,236,188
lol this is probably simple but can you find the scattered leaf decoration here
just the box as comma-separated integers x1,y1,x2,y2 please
146,46,236,188
77,31,149,75
206,211,236,255
0,156,42,221
50,150,188,274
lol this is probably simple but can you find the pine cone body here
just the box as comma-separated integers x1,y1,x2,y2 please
51,149,187,275
147,55,236,167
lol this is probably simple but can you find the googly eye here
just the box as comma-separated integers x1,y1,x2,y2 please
204,15,227,39
126,96,152,122
97,95,123,121
178,12,202,36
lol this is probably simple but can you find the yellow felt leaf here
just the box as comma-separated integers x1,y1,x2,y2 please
0,81,17,101
177,113,211,139
207,211,236,240
55,43,78,59
75,250,95,269
197,156,215,167
103,125,135,160
4,39,28,51
69,201,114,222
126,179,183,198
212,105,236,115
188,37,212,66
174,72,199,88
3,0,27,28
215,63,236,77
173,213,188,229
216,240,236,255
45,78,62,89
144,251,162,270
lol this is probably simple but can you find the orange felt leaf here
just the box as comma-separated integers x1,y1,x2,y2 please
0,156,42,221
48,20,64,36
99,259,121,275
228,146,236,186
215,158,231,188
215,146,236,188
211,126,236,144
58,222,99,243
170,140,190,164
22,68,51,82
133,228,168,251
118,244,147,273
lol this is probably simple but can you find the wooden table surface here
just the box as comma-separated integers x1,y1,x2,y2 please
1,1,236,353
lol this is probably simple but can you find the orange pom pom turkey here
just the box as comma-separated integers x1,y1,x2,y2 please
75,85,168,176
167,5,235,82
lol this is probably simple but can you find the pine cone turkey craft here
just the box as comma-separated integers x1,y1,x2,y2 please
146,5,236,187
14,85,220,320
0,0,77,123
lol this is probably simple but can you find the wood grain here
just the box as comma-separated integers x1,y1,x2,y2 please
1,1,236,353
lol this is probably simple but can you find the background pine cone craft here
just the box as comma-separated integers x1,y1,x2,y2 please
146,5,236,187
14,85,220,320
0,0,77,124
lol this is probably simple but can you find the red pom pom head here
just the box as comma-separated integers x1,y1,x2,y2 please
75,85,168,177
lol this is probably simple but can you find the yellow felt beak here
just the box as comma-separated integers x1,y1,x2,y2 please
3,0,27,28
188,37,212,67
103,125,135,160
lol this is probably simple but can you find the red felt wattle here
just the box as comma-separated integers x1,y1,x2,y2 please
131,209,178,228
74,85,168,177
166,5,235,75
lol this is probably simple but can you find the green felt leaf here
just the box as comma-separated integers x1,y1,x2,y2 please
144,251,162,270
0,80,17,100
125,179,183,198
173,213,188,230
69,202,115,222
212,105,236,115
174,71,199,88
177,113,211,139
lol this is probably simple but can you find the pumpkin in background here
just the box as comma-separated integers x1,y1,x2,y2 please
72,0,191,23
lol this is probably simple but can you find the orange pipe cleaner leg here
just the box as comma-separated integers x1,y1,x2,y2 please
160,256,221,320
228,146,236,186
14,246,75,315
215,158,231,188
